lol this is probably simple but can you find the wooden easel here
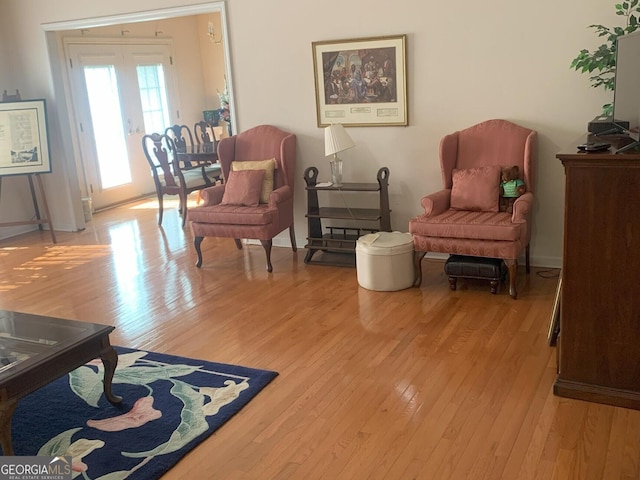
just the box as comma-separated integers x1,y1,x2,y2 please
0,174,57,244
0,90,56,244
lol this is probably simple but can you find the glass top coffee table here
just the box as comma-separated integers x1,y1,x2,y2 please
0,310,121,455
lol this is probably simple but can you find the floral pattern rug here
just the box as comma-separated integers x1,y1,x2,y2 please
10,347,278,479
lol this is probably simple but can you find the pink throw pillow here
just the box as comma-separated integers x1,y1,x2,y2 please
220,169,266,206
450,165,501,212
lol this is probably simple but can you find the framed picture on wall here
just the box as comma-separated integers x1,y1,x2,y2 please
312,34,408,127
0,99,51,176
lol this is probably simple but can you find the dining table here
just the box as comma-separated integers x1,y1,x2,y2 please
175,143,223,186
176,143,218,167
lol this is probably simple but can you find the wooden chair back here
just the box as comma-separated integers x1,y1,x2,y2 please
165,124,194,150
142,133,180,192
194,121,215,145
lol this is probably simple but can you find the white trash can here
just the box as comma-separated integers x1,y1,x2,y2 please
356,232,415,291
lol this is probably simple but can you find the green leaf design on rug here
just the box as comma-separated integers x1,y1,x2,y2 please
114,351,149,370
114,364,202,386
38,427,82,456
69,366,103,407
122,379,207,458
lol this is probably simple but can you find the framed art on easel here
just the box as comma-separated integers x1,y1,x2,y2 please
312,34,408,127
0,99,51,176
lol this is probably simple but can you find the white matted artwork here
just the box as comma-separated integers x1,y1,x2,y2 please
312,34,408,127
0,99,51,176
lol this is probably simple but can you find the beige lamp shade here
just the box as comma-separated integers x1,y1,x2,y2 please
324,124,355,157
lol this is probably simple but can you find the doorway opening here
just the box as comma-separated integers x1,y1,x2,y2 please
43,3,234,221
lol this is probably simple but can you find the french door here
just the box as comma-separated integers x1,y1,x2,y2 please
67,42,177,209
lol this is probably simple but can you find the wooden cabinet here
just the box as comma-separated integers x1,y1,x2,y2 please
555,137,640,410
303,166,391,267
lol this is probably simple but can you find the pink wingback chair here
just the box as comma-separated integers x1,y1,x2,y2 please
409,119,537,299
187,125,297,272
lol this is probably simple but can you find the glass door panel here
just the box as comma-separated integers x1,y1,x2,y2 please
83,66,131,189
66,43,176,210
137,64,171,134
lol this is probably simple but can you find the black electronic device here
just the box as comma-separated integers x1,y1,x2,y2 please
588,116,629,135
577,142,611,152
611,31,640,153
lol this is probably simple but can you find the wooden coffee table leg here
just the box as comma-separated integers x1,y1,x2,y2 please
100,346,122,405
0,397,18,455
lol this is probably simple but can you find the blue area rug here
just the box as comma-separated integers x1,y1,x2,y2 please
11,347,278,479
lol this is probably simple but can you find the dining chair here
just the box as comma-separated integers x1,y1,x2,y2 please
194,121,215,145
165,124,194,150
165,124,196,169
168,123,222,201
142,133,214,227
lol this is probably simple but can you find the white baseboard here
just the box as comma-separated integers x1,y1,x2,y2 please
0,223,82,242
261,238,563,269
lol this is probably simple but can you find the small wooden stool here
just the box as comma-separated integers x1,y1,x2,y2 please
444,255,507,294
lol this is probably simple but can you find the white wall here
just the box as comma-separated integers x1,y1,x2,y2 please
0,0,619,267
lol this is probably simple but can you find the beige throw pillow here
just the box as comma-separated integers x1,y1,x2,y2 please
231,159,277,204
450,165,501,212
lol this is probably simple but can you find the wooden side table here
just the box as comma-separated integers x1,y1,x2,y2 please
303,166,391,267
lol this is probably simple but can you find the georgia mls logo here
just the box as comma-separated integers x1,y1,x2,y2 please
49,457,72,474
0,456,72,480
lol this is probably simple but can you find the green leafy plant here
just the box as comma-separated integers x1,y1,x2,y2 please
571,1,640,114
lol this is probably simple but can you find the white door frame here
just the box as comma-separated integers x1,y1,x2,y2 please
42,2,233,226
65,40,178,209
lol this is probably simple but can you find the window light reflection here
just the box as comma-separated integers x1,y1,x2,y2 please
0,245,111,292
110,222,145,312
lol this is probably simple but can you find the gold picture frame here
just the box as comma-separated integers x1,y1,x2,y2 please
312,34,408,127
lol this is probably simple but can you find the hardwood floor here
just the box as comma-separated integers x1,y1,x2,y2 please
1,197,638,479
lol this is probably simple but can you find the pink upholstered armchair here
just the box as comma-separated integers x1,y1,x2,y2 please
187,125,297,271
409,119,537,299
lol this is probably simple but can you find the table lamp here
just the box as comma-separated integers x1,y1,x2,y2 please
324,123,355,186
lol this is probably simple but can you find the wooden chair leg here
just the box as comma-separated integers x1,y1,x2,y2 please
196,190,202,205
178,191,187,227
289,225,297,252
181,206,189,227
177,193,184,216
413,251,427,287
194,236,204,268
505,259,518,299
234,239,243,250
448,277,457,291
261,240,273,272
157,192,164,226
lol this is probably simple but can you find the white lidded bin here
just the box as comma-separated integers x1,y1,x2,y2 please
356,232,415,291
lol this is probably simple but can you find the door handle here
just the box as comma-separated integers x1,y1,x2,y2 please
127,120,142,135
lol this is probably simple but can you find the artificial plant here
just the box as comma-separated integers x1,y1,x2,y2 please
571,1,640,114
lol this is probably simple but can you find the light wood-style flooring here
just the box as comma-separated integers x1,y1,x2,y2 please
0,197,638,479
